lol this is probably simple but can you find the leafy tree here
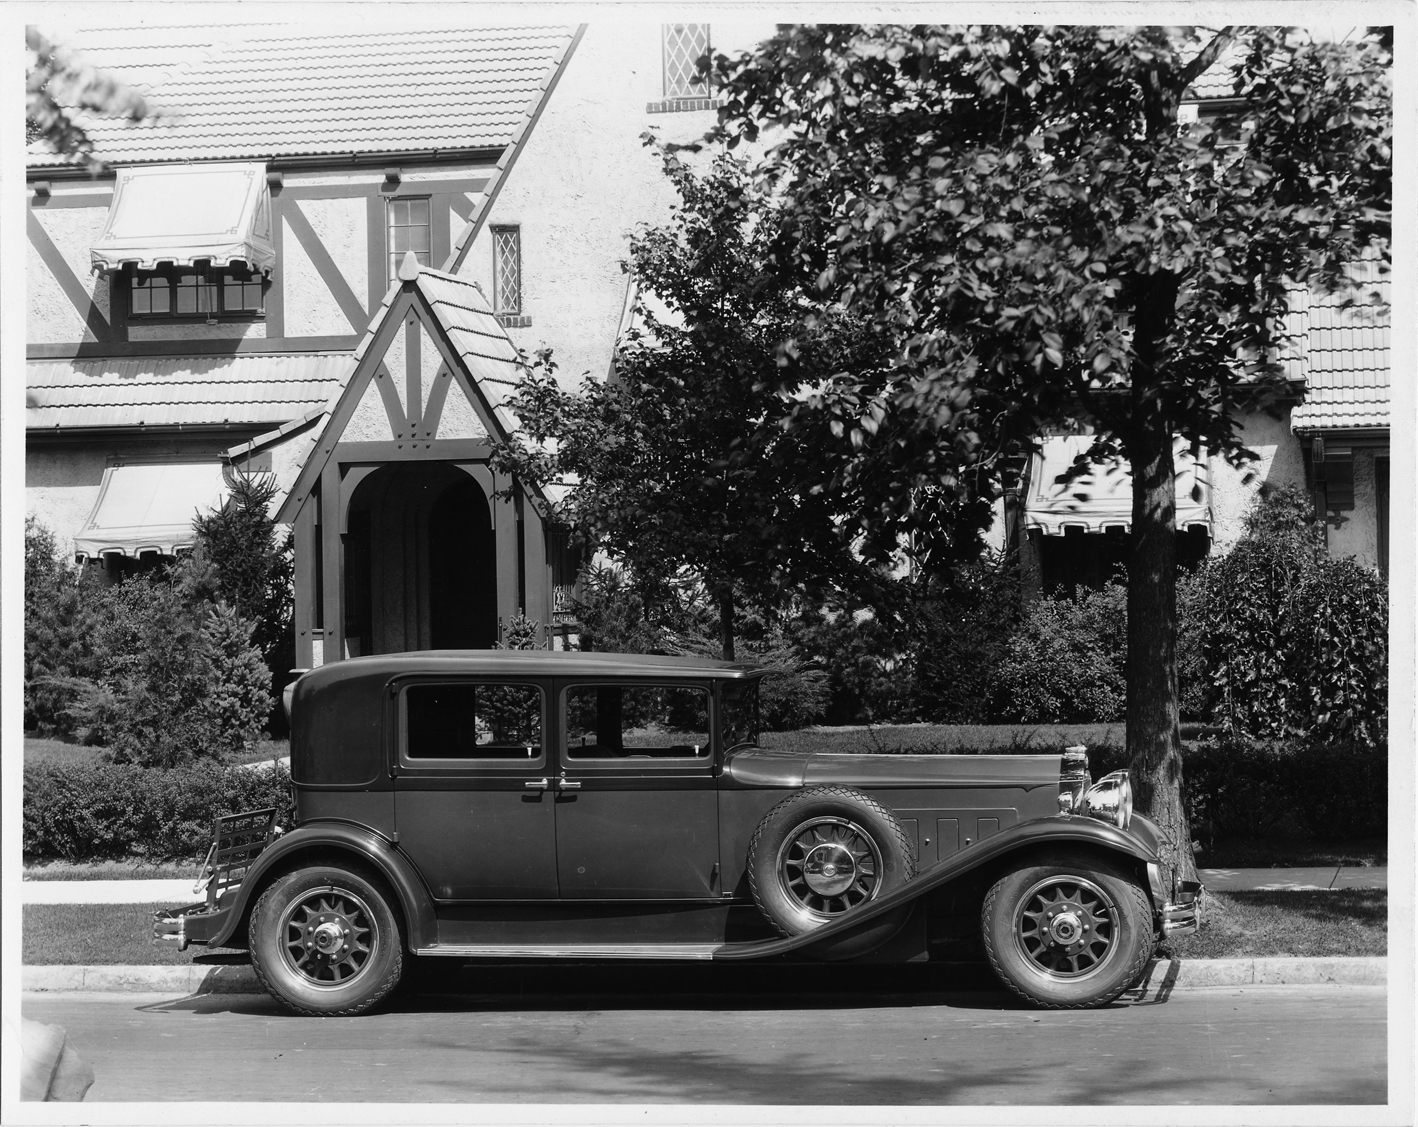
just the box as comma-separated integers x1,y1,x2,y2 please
493,145,877,660
712,24,1390,880
26,27,151,168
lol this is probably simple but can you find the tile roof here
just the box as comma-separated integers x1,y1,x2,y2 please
1285,259,1390,431
30,24,576,166
26,353,351,430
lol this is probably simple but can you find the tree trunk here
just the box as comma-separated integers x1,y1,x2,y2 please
1125,276,1197,890
717,588,736,662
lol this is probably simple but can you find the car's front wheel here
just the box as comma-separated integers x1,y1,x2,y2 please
249,865,403,1016
981,850,1154,1009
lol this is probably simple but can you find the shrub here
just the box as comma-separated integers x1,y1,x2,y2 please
910,558,1020,724
991,583,1128,723
1193,485,1387,745
788,602,913,724
23,760,296,863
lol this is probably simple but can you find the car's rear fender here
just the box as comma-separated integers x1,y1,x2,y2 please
206,821,438,951
713,815,1161,961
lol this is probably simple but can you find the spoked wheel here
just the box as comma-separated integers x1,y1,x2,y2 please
747,786,916,959
250,865,403,1016
279,887,377,986
982,851,1153,1009
777,816,884,922
1011,875,1117,978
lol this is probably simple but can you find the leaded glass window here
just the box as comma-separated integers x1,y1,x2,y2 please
663,24,710,97
492,225,522,315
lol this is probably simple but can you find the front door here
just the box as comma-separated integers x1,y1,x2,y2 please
553,680,720,899
393,677,558,900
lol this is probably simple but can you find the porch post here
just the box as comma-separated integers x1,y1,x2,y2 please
293,497,319,668
320,460,344,661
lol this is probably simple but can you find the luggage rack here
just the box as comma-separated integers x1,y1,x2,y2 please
195,807,278,909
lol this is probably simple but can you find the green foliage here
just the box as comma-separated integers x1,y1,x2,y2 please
181,471,296,732
1193,486,1387,745
23,518,273,766
992,584,1128,723
496,611,544,651
23,760,295,863
910,558,1022,723
491,144,898,660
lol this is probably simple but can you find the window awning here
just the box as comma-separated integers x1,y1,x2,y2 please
90,162,275,274
1024,436,1212,536
74,462,230,560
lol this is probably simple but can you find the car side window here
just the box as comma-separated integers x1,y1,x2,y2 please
404,682,542,759
564,684,709,759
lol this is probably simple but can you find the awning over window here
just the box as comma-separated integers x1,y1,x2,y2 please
74,463,230,560
1024,436,1212,537
90,162,275,274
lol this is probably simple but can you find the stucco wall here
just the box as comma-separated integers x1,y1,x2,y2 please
1207,407,1306,554
464,19,777,390
28,202,110,343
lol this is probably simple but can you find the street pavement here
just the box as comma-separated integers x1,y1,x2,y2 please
22,972,1387,1104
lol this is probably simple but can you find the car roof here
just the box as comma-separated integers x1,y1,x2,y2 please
297,649,774,686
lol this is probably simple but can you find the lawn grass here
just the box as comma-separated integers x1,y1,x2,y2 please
25,890,1385,965
1197,837,1387,869
1163,890,1387,959
23,903,247,965
761,723,1124,756
24,861,205,881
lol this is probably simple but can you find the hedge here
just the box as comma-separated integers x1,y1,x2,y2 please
24,761,296,863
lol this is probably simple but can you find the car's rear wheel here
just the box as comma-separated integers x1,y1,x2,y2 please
747,786,916,958
981,851,1153,1009
249,865,403,1016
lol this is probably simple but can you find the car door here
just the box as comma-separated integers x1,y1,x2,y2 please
393,677,559,900
552,679,721,899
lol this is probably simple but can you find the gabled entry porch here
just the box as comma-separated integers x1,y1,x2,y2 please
231,255,557,667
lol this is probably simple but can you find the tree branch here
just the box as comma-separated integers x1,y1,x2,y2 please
1177,27,1236,92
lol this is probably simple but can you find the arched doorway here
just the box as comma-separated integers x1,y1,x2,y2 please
343,464,496,655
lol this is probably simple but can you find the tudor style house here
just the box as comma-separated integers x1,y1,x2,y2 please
25,21,1392,675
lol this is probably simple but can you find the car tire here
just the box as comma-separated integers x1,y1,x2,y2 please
249,864,404,1016
747,786,917,958
981,850,1154,1009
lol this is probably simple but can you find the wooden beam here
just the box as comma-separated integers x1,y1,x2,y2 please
332,439,493,462
405,317,422,432
293,496,319,667
28,336,360,360
320,460,344,661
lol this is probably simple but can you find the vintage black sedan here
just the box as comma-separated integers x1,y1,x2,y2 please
155,651,1199,1014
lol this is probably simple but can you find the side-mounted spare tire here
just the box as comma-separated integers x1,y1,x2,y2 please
747,786,917,960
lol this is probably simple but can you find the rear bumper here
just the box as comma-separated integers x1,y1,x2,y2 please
152,901,236,950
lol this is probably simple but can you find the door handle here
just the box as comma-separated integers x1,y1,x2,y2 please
557,779,582,790
525,778,550,790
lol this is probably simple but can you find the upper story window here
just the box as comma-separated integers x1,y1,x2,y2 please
127,263,265,319
663,24,711,97
492,225,525,324
388,197,431,280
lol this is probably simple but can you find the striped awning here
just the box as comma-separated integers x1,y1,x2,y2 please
73,462,230,560
1024,436,1212,536
90,162,275,274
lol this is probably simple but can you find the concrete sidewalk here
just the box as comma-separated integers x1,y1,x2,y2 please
20,956,1388,997
22,867,1389,903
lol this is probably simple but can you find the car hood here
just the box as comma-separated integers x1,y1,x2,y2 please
723,748,1062,790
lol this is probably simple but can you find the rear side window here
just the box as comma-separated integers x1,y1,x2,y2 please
405,682,542,759
565,684,709,759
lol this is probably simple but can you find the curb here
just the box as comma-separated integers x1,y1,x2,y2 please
22,957,1386,997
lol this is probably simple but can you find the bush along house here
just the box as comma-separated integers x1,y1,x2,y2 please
25,25,588,664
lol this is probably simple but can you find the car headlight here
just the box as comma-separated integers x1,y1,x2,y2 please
1082,769,1133,831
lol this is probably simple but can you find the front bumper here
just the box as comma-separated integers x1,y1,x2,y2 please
1146,862,1203,937
152,900,236,951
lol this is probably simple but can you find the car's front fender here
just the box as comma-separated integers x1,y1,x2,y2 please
713,814,1161,961
204,821,438,950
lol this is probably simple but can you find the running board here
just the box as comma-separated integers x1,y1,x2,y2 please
414,943,721,960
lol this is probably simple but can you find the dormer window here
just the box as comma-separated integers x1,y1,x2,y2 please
128,262,266,319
